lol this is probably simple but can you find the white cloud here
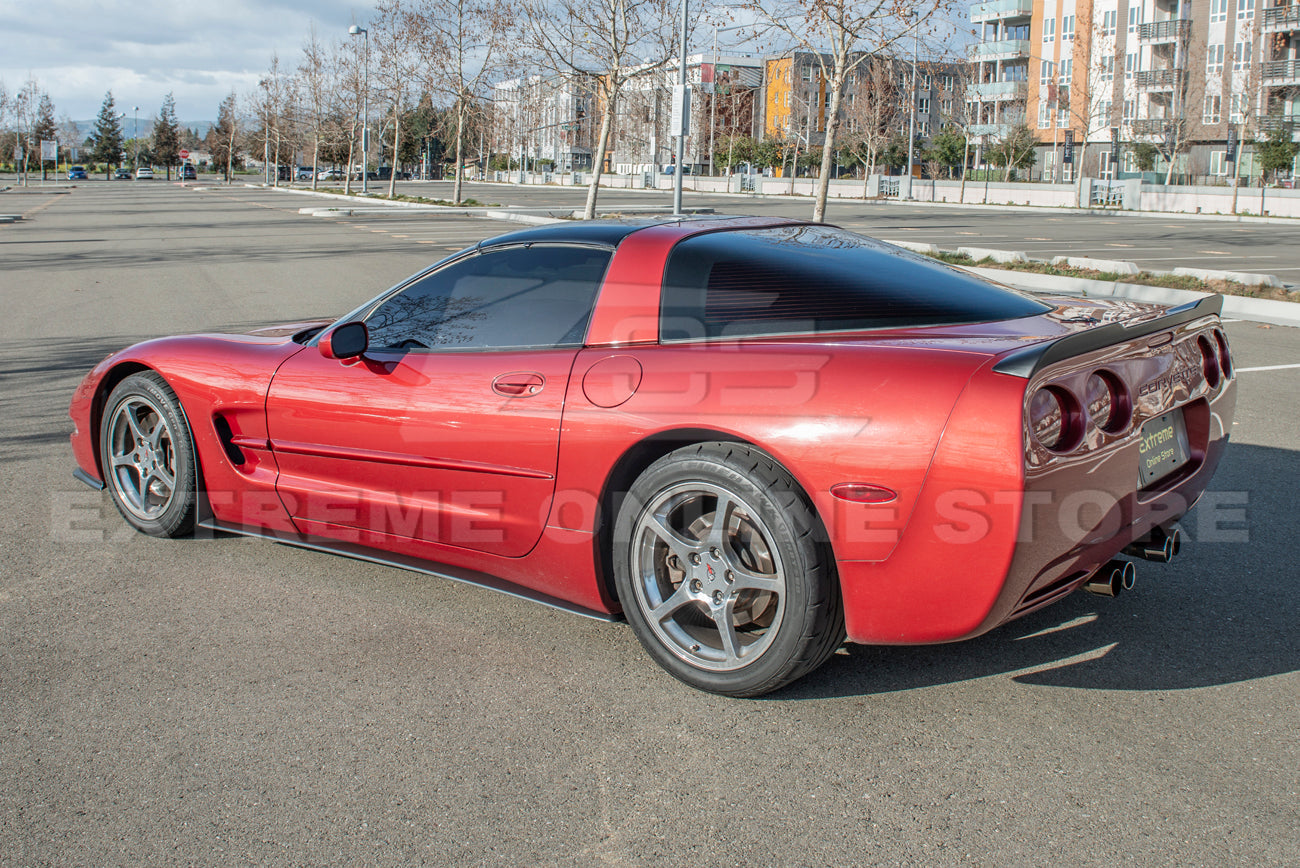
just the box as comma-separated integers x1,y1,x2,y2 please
1,0,372,120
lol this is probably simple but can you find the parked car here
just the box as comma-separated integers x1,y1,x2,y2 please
181,164,197,180
113,167,132,180
68,218,1236,697
67,165,88,180
296,166,314,181
317,168,343,181
135,167,154,180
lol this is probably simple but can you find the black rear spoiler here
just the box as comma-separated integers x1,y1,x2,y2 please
993,294,1224,379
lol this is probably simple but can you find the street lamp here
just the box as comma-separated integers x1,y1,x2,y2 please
349,24,370,194
133,106,140,174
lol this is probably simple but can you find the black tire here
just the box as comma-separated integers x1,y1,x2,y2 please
613,443,844,697
99,372,198,538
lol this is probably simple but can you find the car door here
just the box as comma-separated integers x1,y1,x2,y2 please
264,243,612,558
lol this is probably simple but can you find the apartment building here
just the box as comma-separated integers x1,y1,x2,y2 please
491,75,598,173
762,51,964,166
968,0,1300,181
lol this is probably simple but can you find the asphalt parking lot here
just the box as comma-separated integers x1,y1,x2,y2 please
1,182,1297,866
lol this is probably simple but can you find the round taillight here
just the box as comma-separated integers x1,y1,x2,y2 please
1029,386,1079,451
1197,334,1221,389
1214,329,1233,379
1084,370,1130,434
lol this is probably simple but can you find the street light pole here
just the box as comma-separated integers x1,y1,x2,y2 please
133,105,140,174
672,0,688,215
905,30,917,199
350,25,370,194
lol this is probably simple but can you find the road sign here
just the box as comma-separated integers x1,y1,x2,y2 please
670,85,691,137
41,140,57,161
1110,127,1121,166
1225,127,1237,164
179,149,190,160
1063,130,1074,164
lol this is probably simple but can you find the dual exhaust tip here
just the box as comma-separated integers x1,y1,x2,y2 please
1083,525,1182,598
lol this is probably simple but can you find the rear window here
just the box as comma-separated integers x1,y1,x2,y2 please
660,225,1051,340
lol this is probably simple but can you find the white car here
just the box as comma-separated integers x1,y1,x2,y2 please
135,167,154,180
317,168,343,181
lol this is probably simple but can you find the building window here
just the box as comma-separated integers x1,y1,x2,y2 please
1058,104,1069,126
1038,102,1051,128
1234,42,1251,71
1102,56,1115,82
1043,17,1055,42
920,121,930,136
942,74,954,90
918,97,931,115
1097,100,1113,125
1204,95,1222,124
1059,57,1073,85
1211,0,1228,22
1128,6,1144,31
1062,15,1076,41
1230,94,1246,123
1101,10,1116,36
1210,151,1228,175
1207,44,1225,73
1040,60,1055,84
941,98,953,116
923,73,932,90
1123,99,1136,122
1126,53,1138,79
1237,0,1254,19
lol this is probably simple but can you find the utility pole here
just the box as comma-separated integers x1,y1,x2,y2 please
672,0,689,215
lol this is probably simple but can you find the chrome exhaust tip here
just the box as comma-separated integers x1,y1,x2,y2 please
1083,560,1136,597
1123,525,1181,563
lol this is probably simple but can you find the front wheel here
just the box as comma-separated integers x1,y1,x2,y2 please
613,443,843,697
99,372,198,538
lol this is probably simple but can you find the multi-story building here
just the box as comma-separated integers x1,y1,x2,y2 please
762,51,964,174
491,74,597,173
968,0,1300,182
610,53,763,174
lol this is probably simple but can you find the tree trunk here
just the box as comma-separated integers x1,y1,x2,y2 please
344,130,355,195
585,89,617,221
311,136,319,191
1075,143,1089,207
812,75,846,223
388,105,400,199
959,140,970,204
453,104,466,205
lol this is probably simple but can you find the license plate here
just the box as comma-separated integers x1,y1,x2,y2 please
1138,409,1190,486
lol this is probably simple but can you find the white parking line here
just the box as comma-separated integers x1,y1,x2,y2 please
1236,364,1300,372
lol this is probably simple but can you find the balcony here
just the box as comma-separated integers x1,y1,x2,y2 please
1262,59,1300,85
1135,68,1186,90
1262,5,1300,32
969,0,1033,24
1131,118,1175,135
1137,19,1191,43
967,39,1031,62
1259,113,1300,133
966,80,1028,101
969,123,1016,137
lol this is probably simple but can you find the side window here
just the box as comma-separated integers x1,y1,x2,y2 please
363,245,611,351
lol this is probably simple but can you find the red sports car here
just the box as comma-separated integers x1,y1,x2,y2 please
69,217,1236,696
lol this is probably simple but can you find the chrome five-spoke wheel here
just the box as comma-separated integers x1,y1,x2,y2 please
99,372,198,538
614,443,844,697
631,481,786,672
107,395,179,521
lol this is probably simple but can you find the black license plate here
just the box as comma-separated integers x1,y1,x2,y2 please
1138,409,1190,486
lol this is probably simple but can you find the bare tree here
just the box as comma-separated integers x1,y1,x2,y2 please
520,0,684,219
299,25,335,190
742,0,952,222
404,0,509,203
334,36,367,194
839,59,901,193
373,1,424,197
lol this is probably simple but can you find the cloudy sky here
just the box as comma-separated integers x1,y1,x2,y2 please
1,0,373,122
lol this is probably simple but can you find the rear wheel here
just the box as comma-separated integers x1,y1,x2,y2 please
99,372,198,538
613,443,843,697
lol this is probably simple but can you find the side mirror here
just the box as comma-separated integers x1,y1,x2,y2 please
319,321,369,360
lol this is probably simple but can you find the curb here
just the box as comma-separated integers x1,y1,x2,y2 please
962,266,1300,329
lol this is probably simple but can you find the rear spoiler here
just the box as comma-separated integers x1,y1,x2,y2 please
993,294,1224,379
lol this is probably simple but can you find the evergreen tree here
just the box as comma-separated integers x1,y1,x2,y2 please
32,93,57,179
90,92,124,178
207,91,242,182
154,93,181,179
1257,128,1300,184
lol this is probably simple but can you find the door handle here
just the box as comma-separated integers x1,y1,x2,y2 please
492,372,545,397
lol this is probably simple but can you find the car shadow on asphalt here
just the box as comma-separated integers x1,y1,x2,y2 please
781,441,1297,700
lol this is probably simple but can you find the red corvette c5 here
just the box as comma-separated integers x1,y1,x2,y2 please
70,217,1236,696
